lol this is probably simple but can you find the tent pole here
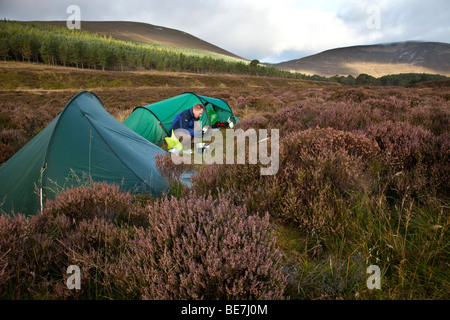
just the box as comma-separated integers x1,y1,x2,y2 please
39,163,47,213
40,188,43,212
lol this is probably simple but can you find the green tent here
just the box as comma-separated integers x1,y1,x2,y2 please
0,91,170,216
123,92,239,146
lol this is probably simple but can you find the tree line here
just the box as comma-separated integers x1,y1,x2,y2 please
0,20,307,78
311,73,448,86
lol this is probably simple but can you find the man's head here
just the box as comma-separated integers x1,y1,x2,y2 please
192,103,204,119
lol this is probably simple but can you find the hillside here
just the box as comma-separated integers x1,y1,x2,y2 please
30,20,246,61
0,61,333,90
2,20,301,78
274,41,450,77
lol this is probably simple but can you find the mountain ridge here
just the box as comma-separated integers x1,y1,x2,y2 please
273,41,450,77
30,20,247,61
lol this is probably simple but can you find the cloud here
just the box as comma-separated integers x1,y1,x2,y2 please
336,0,450,43
167,0,362,61
0,0,449,63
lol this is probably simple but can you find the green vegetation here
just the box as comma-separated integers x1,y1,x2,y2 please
0,20,305,78
379,73,449,86
316,73,449,86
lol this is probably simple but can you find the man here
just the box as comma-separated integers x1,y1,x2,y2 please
168,103,205,145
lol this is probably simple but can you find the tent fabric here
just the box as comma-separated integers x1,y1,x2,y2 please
0,91,170,216
123,92,239,146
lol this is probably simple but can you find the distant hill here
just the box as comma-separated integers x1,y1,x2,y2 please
30,20,247,61
1,20,300,78
273,42,450,77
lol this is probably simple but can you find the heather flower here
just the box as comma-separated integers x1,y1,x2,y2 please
118,191,287,300
1,183,288,300
155,153,187,183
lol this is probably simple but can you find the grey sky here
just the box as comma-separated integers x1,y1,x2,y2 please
1,0,449,63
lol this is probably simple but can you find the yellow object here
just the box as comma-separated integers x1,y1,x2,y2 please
165,131,183,150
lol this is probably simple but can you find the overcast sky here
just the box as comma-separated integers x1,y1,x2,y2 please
1,0,449,63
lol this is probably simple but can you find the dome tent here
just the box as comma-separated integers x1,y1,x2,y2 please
0,91,170,216
123,92,239,146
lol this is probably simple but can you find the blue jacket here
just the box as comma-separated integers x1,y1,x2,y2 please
168,108,201,137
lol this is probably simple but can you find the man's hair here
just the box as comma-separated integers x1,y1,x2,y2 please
193,103,204,111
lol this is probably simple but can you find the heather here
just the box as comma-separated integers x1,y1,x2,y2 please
0,183,286,299
119,192,286,299
191,85,449,299
1,69,449,299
